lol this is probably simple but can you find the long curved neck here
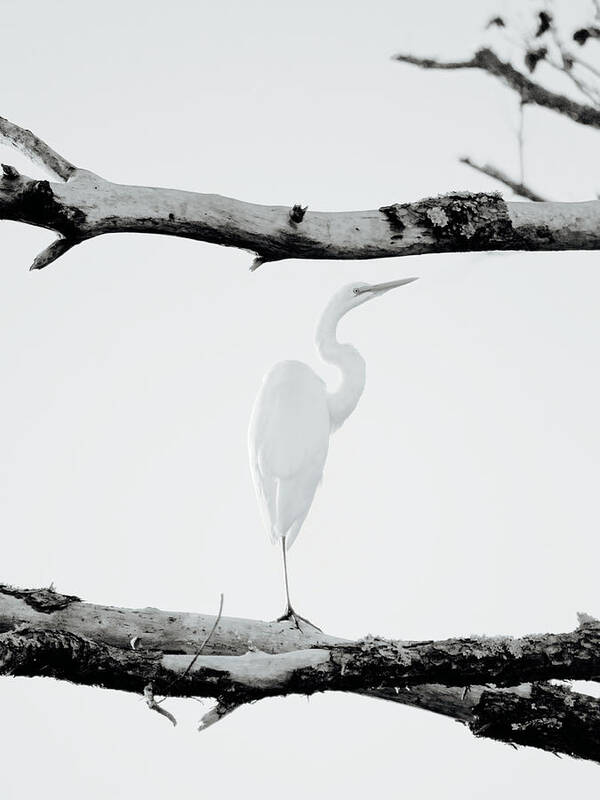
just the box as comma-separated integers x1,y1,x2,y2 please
316,301,366,432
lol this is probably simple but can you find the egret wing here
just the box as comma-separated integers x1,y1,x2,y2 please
248,360,330,542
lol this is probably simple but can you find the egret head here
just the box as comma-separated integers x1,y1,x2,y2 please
331,277,419,316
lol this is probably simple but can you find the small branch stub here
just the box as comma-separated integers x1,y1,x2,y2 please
144,684,177,727
250,255,267,271
198,700,241,731
2,164,19,180
30,237,80,271
289,204,308,224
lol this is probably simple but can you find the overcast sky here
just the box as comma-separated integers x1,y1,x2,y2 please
1,0,599,796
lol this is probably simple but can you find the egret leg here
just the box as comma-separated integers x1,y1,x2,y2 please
275,537,321,631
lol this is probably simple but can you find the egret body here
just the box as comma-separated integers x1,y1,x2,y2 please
248,278,417,627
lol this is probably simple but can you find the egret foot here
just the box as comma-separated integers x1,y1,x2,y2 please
276,605,322,632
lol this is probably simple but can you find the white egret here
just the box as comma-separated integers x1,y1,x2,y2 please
248,277,418,628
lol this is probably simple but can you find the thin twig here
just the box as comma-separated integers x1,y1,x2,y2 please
143,684,177,727
547,26,600,106
156,593,224,704
459,157,547,201
499,18,600,105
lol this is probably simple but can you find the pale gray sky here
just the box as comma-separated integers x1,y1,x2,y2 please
0,0,599,796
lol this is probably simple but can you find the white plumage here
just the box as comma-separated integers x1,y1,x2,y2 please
249,360,329,550
248,278,417,627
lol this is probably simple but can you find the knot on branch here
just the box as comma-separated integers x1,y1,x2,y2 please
1,164,19,180
380,192,513,247
0,175,87,237
22,179,86,232
289,204,308,224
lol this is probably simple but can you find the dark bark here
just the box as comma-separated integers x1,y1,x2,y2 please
473,683,600,762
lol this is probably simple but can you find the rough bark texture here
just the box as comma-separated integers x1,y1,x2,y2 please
0,115,598,271
1,585,599,761
472,683,600,762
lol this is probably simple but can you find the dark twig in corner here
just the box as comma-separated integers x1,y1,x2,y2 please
394,48,600,128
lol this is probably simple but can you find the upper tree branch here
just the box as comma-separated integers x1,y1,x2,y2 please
0,115,598,271
394,48,600,128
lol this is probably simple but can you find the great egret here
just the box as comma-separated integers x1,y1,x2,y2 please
248,277,418,628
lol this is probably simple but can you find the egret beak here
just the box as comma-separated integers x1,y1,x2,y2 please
355,277,419,295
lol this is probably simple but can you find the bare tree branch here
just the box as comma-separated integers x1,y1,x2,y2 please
0,115,597,270
394,48,600,128
1,167,599,268
1,584,600,761
460,157,548,201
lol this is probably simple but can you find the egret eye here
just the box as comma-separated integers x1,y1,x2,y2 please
353,288,360,295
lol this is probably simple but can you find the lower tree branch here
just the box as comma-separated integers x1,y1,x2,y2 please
1,585,599,761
